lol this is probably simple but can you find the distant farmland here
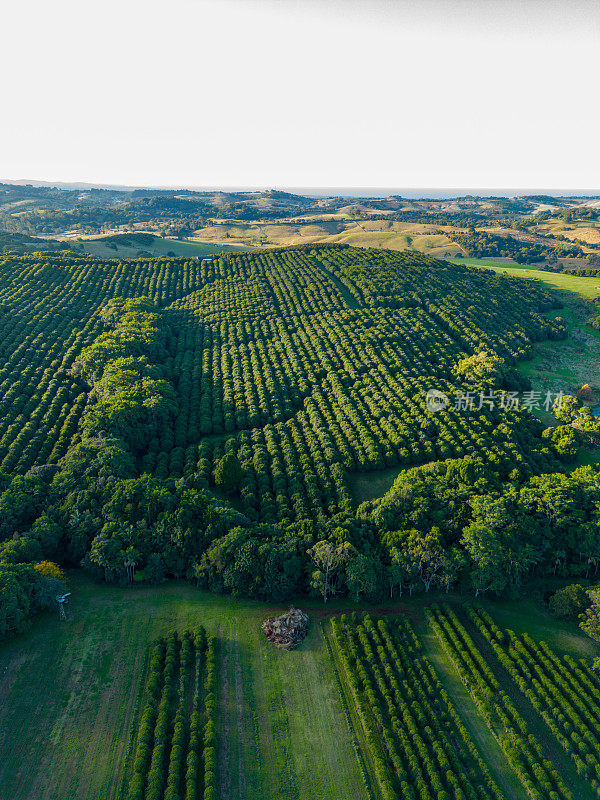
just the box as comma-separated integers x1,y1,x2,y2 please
76,233,249,259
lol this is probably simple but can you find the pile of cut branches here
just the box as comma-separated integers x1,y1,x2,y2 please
262,607,309,650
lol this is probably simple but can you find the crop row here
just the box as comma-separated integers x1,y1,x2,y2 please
0,255,219,475
330,612,504,800
0,246,562,530
154,247,561,524
127,627,218,800
428,604,573,800
318,247,562,360
468,604,600,792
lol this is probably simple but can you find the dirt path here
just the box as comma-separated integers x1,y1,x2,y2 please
218,624,255,800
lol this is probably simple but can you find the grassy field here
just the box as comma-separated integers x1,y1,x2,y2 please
188,219,464,257
1,574,598,800
76,235,248,259
533,217,600,246
332,228,460,257
0,574,366,800
346,465,402,503
453,258,600,299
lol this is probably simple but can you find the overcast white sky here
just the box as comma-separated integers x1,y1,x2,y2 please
2,0,599,190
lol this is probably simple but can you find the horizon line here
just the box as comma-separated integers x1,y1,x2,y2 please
2,178,600,199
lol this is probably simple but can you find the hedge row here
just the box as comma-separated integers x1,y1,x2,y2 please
428,604,573,800
126,627,214,800
202,634,218,800
469,603,600,792
329,611,504,800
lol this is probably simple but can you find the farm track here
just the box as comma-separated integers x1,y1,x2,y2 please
217,626,233,800
218,624,265,800
233,631,248,799
113,645,152,800
420,620,523,800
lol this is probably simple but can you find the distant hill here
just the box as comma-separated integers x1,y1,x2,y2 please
79,232,248,259
0,183,598,266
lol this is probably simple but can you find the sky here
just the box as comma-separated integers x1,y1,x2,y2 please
2,0,599,191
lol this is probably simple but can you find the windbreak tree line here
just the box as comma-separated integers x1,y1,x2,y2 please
0,243,595,638
449,230,583,263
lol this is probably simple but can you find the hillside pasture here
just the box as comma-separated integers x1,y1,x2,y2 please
191,219,465,256
533,217,600,246
78,234,247,259
458,259,600,299
464,261,600,399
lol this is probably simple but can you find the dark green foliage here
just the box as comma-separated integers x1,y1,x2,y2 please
0,562,39,637
213,453,242,492
330,613,504,800
431,605,574,799
126,627,214,800
0,243,592,637
450,230,583,263
580,590,600,643
469,604,600,794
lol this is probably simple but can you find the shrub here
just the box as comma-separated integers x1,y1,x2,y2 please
549,584,590,619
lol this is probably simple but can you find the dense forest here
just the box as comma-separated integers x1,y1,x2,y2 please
3,243,600,639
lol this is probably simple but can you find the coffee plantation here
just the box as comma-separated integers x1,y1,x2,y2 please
4,243,600,641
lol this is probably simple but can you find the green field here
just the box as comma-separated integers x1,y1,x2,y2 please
451,258,600,300
0,575,366,800
1,575,598,800
477,262,600,409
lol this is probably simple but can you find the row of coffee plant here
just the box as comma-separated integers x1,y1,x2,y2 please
0,254,219,475
428,605,573,800
468,604,600,792
328,612,504,800
157,246,564,524
0,246,563,505
126,627,217,800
